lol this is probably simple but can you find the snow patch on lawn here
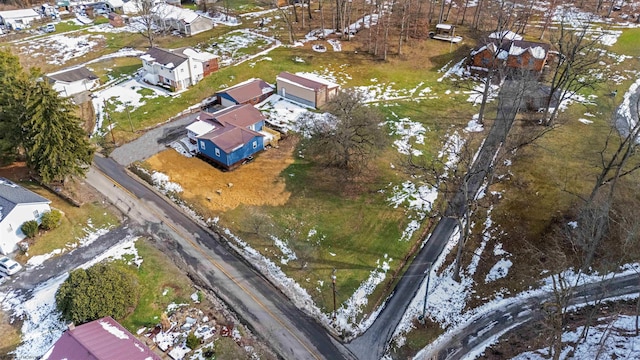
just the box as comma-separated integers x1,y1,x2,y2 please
91,78,170,135
150,171,183,194
485,259,513,283
26,224,112,268
387,115,427,156
19,33,104,65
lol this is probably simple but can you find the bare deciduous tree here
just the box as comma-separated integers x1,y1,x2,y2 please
542,14,606,125
299,90,388,181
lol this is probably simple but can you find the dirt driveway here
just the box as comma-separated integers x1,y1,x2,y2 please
145,135,298,212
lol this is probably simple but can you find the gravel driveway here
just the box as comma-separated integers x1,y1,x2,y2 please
110,112,200,166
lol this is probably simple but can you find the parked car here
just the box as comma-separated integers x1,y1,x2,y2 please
45,23,55,33
0,256,22,276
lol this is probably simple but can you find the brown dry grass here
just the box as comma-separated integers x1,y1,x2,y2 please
0,310,21,357
145,137,298,212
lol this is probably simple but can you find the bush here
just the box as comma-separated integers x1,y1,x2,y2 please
21,220,39,238
56,262,139,324
40,209,62,230
186,331,200,350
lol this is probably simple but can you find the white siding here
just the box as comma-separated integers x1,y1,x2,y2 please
53,79,99,97
0,203,51,255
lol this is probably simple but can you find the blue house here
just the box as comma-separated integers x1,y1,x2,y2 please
187,104,266,169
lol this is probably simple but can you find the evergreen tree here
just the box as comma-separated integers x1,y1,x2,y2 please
0,50,94,182
56,262,140,324
22,81,94,183
0,51,28,164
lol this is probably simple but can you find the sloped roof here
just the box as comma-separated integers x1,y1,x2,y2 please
152,3,199,23
509,40,550,59
218,78,273,104
196,105,265,152
187,119,216,137
203,126,263,153
200,104,266,128
42,317,160,360
141,47,188,68
47,66,98,83
0,9,40,19
276,72,338,91
488,30,523,41
0,178,50,221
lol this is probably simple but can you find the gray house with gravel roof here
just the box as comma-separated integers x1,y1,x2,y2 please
0,178,51,255
46,66,100,97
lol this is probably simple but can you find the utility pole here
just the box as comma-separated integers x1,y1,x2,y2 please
331,268,337,321
418,262,432,325
125,102,134,132
104,100,116,145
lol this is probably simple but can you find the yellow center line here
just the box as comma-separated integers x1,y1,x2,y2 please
95,167,322,360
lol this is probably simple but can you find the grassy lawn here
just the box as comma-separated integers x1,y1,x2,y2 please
139,31,480,315
88,56,142,84
610,27,640,57
0,310,21,356
119,239,193,330
14,181,120,263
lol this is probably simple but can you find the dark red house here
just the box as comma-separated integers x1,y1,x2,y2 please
470,39,551,74
42,317,160,360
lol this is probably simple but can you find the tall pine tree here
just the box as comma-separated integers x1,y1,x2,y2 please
0,50,94,183
0,51,28,164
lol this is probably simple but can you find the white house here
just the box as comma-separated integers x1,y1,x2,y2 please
0,178,51,255
0,9,41,30
152,3,213,36
140,47,219,92
46,66,100,97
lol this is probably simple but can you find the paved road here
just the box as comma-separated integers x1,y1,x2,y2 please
89,155,356,360
0,225,133,293
347,81,527,359
422,273,640,359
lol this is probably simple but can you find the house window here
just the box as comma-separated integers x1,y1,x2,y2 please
33,210,39,218
252,141,258,149
200,140,206,149
481,57,490,66
181,68,185,72
215,148,220,157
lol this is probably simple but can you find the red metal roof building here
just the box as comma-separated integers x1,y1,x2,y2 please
42,316,160,360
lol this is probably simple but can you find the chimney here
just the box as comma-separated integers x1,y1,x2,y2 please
68,322,75,331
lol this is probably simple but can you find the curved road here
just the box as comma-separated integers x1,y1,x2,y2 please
348,81,527,359
89,155,355,360
422,273,640,359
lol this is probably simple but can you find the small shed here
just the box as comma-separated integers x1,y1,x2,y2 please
108,12,124,27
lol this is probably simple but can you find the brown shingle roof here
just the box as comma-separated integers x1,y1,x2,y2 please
142,47,188,67
196,105,265,152
218,78,273,104
47,67,98,83
277,71,336,91
199,104,265,128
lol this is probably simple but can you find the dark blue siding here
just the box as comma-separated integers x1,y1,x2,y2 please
218,92,238,104
198,136,264,168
